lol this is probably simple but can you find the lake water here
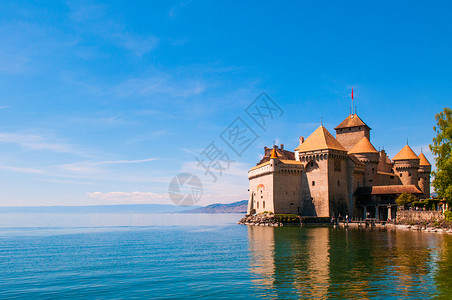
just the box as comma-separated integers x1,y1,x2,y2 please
1,213,452,299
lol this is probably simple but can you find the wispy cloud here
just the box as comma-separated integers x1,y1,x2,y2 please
87,191,170,203
0,132,73,153
57,158,159,174
168,1,190,18
0,164,45,174
67,1,159,56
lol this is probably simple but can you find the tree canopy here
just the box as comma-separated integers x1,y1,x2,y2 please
396,193,417,208
430,107,452,202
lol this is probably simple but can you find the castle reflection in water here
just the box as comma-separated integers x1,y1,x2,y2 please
247,226,452,299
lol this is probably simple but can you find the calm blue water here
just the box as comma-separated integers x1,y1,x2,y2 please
1,213,452,299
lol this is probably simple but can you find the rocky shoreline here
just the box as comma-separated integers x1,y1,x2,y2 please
237,213,284,226
237,213,333,226
390,223,452,233
238,214,452,234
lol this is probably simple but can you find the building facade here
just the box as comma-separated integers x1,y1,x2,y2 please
247,113,431,220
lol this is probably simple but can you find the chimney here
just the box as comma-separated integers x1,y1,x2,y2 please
280,144,284,150
299,136,304,145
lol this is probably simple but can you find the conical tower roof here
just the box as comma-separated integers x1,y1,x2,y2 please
295,126,347,152
334,114,371,130
270,148,278,159
348,137,378,154
418,152,431,166
392,145,419,161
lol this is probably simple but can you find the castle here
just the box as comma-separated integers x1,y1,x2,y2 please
247,113,431,220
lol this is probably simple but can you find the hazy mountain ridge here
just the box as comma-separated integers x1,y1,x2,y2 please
181,200,247,214
0,201,247,214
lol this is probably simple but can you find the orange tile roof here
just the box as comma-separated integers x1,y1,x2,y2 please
418,152,431,166
334,114,370,130
348,137,378,154
355,185,422,195
371,185,422,195
279,159,303,166
249,161,270,171
294,126,347,152
377,171,396,176
249,159,302,172
392,145,419,161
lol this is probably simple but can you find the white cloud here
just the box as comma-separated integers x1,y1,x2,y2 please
0,132,73,153
0,164,45,174
87,191,170,204
57,157,159,173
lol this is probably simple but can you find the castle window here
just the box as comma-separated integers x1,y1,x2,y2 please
312,181,315,186
257,202,259,209
334,159,341,172
409,173,411,177
400,173,403,177
337,180,340,186
263,201,265,209
372,168,374,172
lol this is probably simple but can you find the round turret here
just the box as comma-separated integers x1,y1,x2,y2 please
269,146,279,172
392,145,420,186
417,152,431,199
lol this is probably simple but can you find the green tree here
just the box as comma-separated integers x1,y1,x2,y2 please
396,193,418,208
430,107,452,203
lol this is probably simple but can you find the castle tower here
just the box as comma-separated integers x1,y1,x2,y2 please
295,125,351,217
348,137,379,187
247,145,304,215
335,114,371,151
418,152,431,199
392,145,420,187
377,149,393,173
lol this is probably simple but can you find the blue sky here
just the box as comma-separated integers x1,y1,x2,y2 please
0,1,450,206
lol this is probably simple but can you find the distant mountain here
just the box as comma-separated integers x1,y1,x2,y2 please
0,204,198,214
182,200,247,214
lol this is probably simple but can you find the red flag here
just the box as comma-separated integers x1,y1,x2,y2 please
351,88,354,100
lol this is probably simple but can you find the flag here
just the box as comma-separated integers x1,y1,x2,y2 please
351,88,354,100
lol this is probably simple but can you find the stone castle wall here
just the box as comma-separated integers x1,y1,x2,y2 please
396,210,444,224
249,172,274,214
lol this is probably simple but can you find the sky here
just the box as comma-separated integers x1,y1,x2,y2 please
0,1,451,207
